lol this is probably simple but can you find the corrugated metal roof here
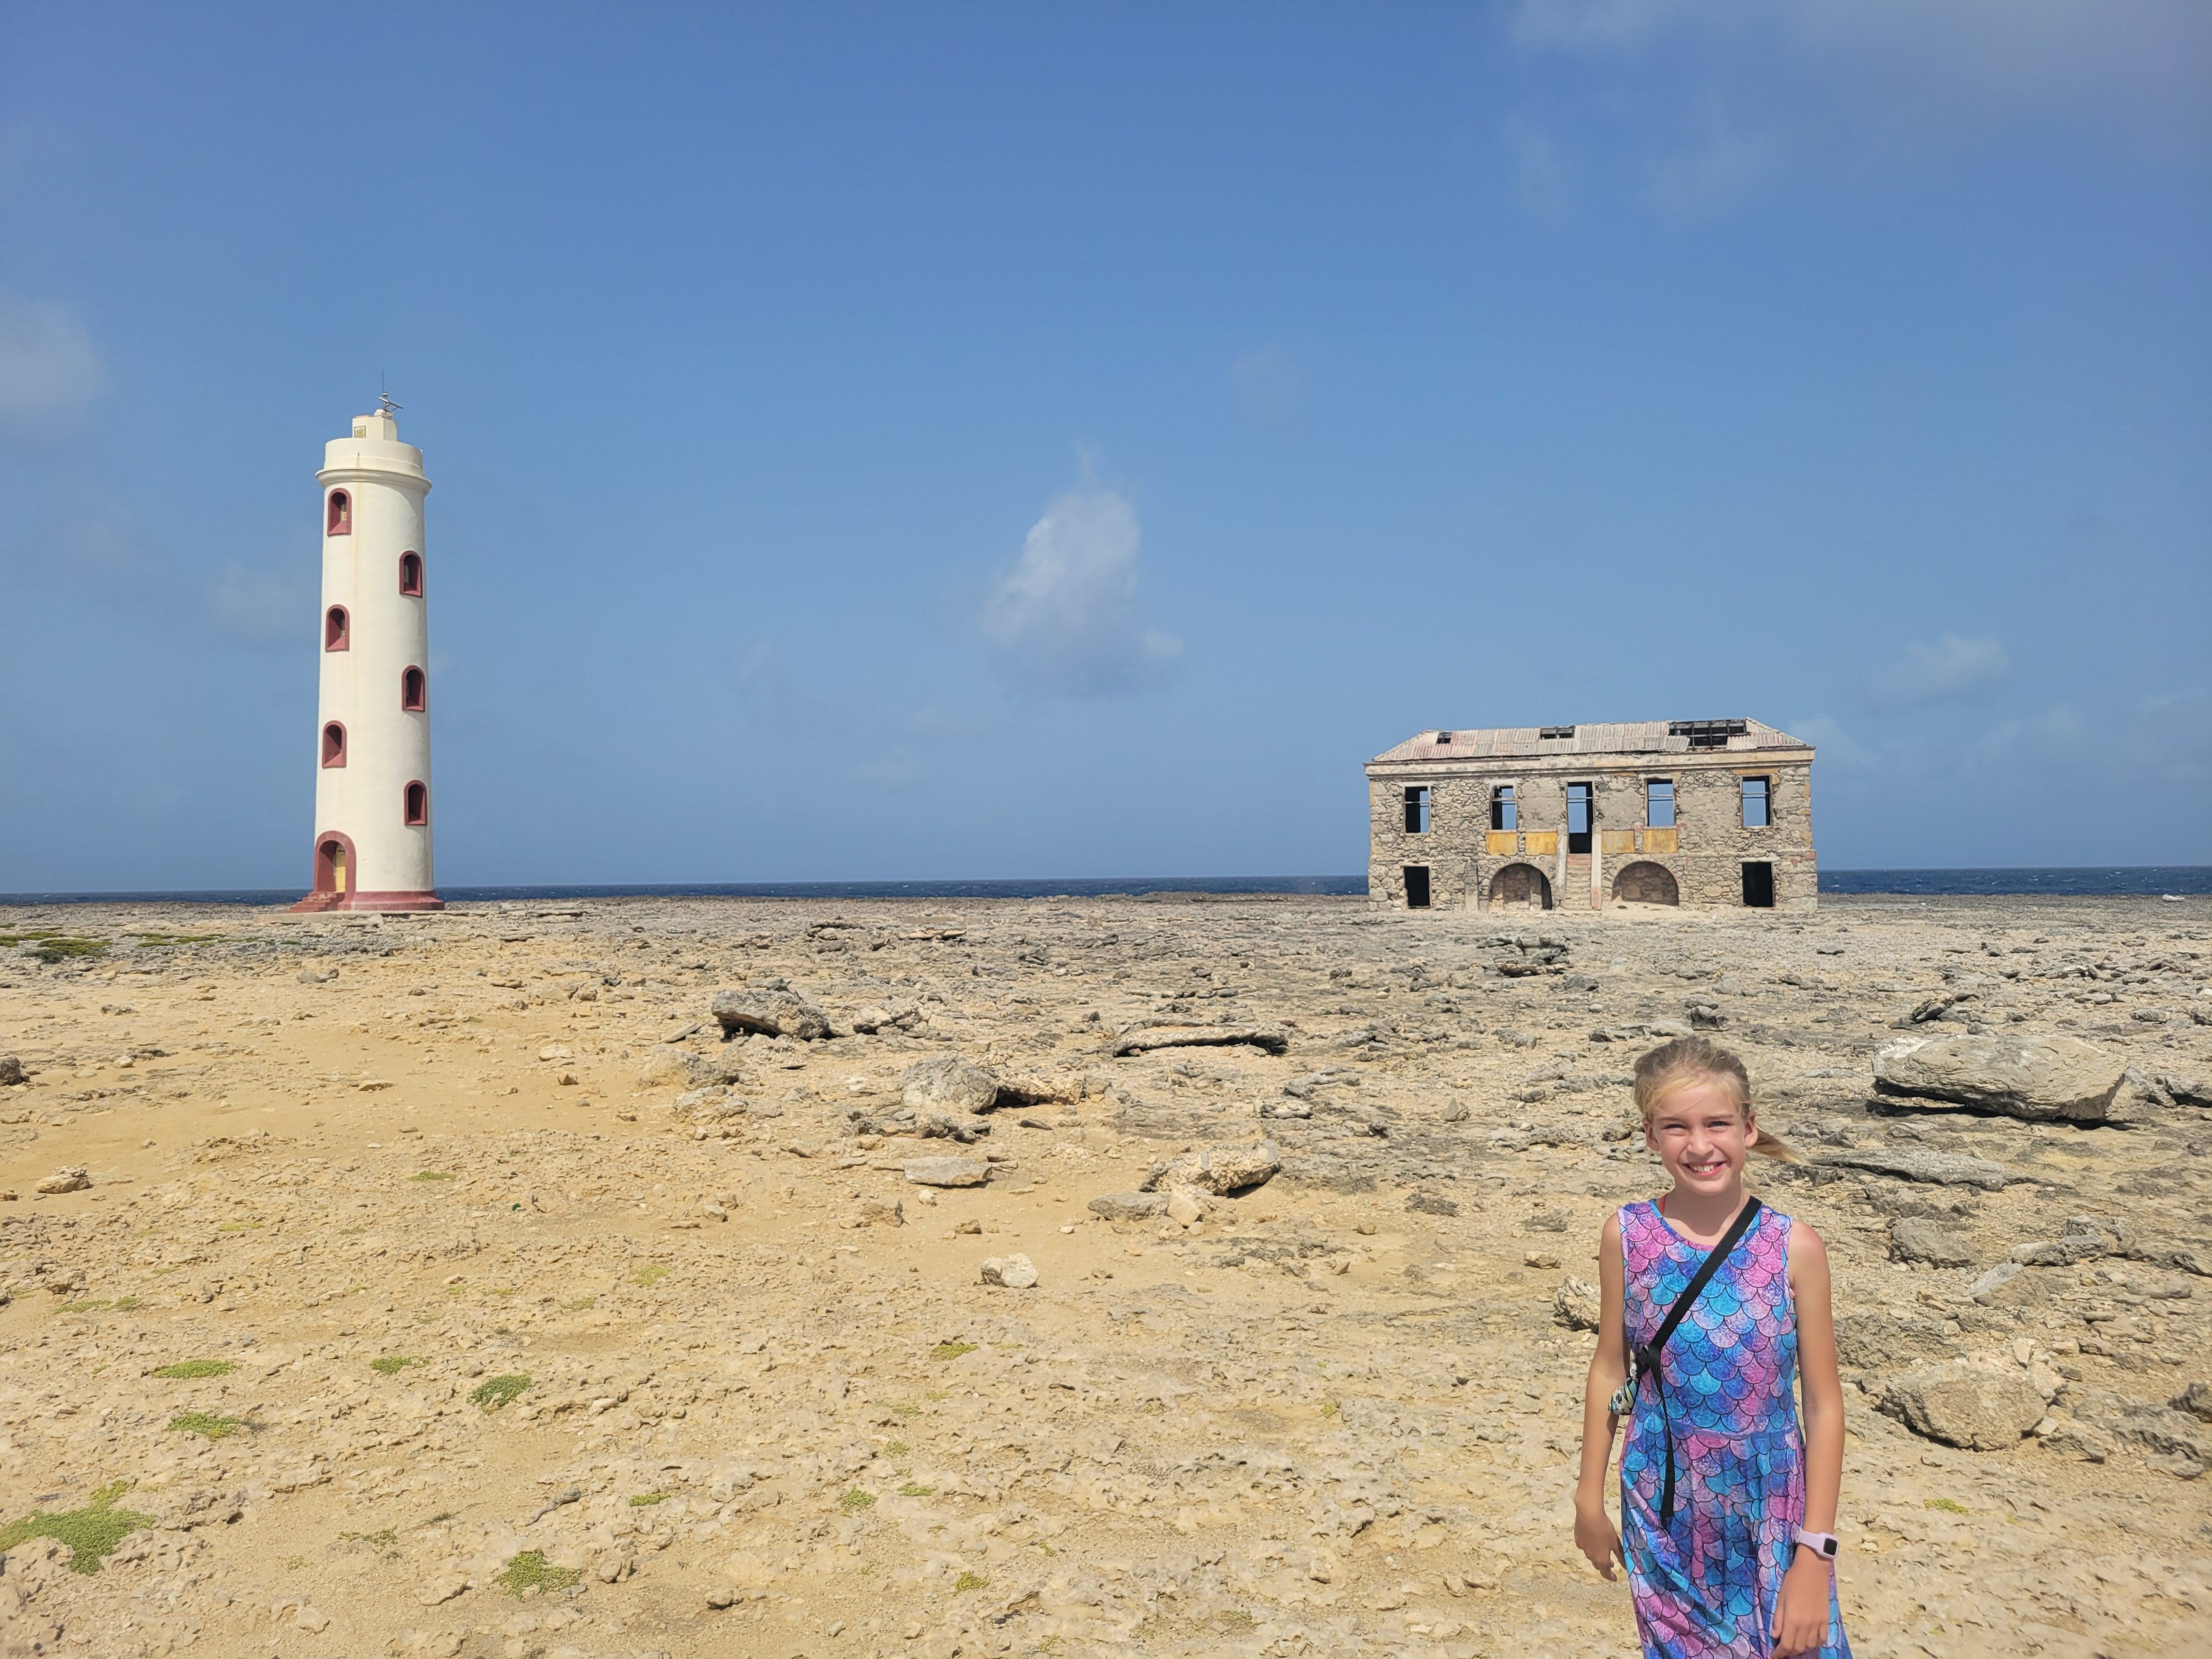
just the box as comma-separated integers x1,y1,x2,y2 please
1370,718,1813,765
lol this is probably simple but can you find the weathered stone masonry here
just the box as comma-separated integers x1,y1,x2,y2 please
1365,719,1816,913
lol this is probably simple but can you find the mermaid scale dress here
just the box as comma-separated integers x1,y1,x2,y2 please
1618,1199,1852,1658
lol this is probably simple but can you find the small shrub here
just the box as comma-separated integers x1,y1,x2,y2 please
470,1373,531,1410
341,1527,399,1548
1925,1497,1968,1515
899,1482,935,1498
953,1570,987,1593
494,1550,580,1595
563,1296,596,1311
410,1171,455,1183
629,1493,664,1507
889,1403,921,1420
930,1341,977,1361
629,1264,668,1287
0,1481,151,1573
840,1489,876,1513
370,1356,423,1376
152,1359,235,1379
883,1439,910,1455
170,1411,245,1441
32,938,108,962
110,1296,145,1312
58,1299,111,1313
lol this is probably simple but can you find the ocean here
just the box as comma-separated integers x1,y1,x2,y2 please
2,868,2206,906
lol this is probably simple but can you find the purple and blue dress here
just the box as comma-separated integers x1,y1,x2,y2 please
1617,1198,1852,1659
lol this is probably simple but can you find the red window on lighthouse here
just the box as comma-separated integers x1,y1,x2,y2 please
324,606,349,650
404,781,429,826
321,722,347,767
400,667,426,712
326,490,351,535
399,552,423,596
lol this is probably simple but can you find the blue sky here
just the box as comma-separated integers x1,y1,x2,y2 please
3,2,2208,890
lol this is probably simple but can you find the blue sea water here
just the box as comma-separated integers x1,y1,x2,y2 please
2,868,2206,906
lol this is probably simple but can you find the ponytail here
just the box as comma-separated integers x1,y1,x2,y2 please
1632,1034,1801,1165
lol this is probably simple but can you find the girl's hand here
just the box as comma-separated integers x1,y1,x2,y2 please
1773,1550,1831,1655
1573,1497,1624,1581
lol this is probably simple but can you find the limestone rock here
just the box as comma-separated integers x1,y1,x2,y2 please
2035,1419,2113,1463
1889,1216,1976,1268
0,1055,23,1086
636,1046,740,1090
904,1156,991,1188
711,984,831,1042
1141,1141,1282,1196
851,1002,923,1035
2172,1380,2212,1423
980,1253,1038,1289
1088,1192,1169,1221
1165,1190,1207,1226
35,1166,90,1194
1813,1146,2030,1190
1882,1361,2050,1449
1112,1025,1290,1058
901,1054,1001,1114
1873,1032,2128,1122
1553,1277,1601,1332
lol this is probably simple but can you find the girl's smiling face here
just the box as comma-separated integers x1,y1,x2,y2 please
1644,1076,1759,1196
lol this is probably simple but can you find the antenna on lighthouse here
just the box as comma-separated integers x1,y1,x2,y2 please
379,373,402,416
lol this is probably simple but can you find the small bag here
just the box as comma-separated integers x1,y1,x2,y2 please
1608,1196,1764,1526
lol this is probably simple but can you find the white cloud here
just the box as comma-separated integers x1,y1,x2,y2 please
1229,347,1302,421
1869,634,2009,706
0,288,104,436
983,480,1181,698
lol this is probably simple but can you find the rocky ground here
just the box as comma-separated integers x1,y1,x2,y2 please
0,891,2208,1659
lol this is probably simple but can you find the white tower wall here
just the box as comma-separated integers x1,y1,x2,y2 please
293,408,441,911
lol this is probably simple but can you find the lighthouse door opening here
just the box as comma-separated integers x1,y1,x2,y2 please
316,838,349,895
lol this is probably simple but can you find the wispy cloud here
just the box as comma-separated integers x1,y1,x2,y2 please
0,287,104,438
1785,713,1872,766
1869,634,2009,707
983,475,1181,698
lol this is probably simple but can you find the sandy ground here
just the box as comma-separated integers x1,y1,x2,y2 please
0,891,2208,1659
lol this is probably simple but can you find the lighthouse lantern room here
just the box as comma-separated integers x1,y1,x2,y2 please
290,403,443,911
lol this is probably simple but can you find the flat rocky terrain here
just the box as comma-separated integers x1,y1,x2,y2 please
1,891,2208,1659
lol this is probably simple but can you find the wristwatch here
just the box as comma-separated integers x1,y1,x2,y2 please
1793,1529,1839,1563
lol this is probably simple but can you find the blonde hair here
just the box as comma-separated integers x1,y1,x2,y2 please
1632,1035,1801,1164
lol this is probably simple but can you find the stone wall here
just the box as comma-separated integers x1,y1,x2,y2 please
1367,755,1814,914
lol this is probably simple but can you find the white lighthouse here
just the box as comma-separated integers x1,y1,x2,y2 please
290,401,443,912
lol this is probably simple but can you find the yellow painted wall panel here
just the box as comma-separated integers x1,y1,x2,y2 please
1601,830,1635,855
1644,827,1678,855
1524,831,1558,856
1486,831,1520,856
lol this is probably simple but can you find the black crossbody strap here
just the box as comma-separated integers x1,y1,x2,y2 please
1627,1196,1764,1527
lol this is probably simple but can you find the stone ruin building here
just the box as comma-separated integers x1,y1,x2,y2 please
1366,718,1816,913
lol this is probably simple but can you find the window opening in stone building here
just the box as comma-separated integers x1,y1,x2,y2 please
399,552,423,596
1403,866,1431,909
1435,730,1453,744
1740,775,1770,828
326,490,351,535
1403,786,1430,834
1567,782,1593,853
404,781,429,827
1646,778,1675,828
1491,786,1516,831
320,722,346,768
400,667,426,712
1741,861,1775,908
1671,719,1747,748
1540,726,1576,741
324,606,348,651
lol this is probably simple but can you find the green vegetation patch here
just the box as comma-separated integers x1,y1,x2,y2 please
0,1481,151,1574
151,1358,236,1379
59,1299,112,1313
110,1296,145,1312
341,1527,399,1549
31,937,109,962
952,1570,987,1593
494,1550,580,1595
170,1410,246,1441
470,1373,531,1410
628,1264,668,1287
409,1170,456,1183
628,1492,664,1507
898,1482,935,1498
839,1489,876,1513
1925,1497,1969,1515
370,1356,424,1376
883,1438,911,1455
930,1342,977,1361
563,1296,596,1311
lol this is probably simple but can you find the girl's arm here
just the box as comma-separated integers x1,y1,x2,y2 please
1572,1211,1628,1580
1775,1222,1843,1656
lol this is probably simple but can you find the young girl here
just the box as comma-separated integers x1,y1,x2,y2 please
1573,1036,1851,1658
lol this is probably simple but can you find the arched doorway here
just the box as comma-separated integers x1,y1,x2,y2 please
1612,861,1679,906
1489,862,1553,910
315,833,354,898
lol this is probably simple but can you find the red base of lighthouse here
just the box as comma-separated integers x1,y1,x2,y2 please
287,890,445,913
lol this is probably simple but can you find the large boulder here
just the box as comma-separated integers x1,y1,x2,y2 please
1874,1033,2127,1123
1814,1146,2030,1190
0,1055,27,1086
1088,1192,1170,1221
1141,1141,1282,1197
635,1046,743,1091
1881,1361,2050,1450
711,984,831,1042
901,1055,1001,1114
1553,1277,1601,1332
1889,1216,1976,1268
903,1156,991,1188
